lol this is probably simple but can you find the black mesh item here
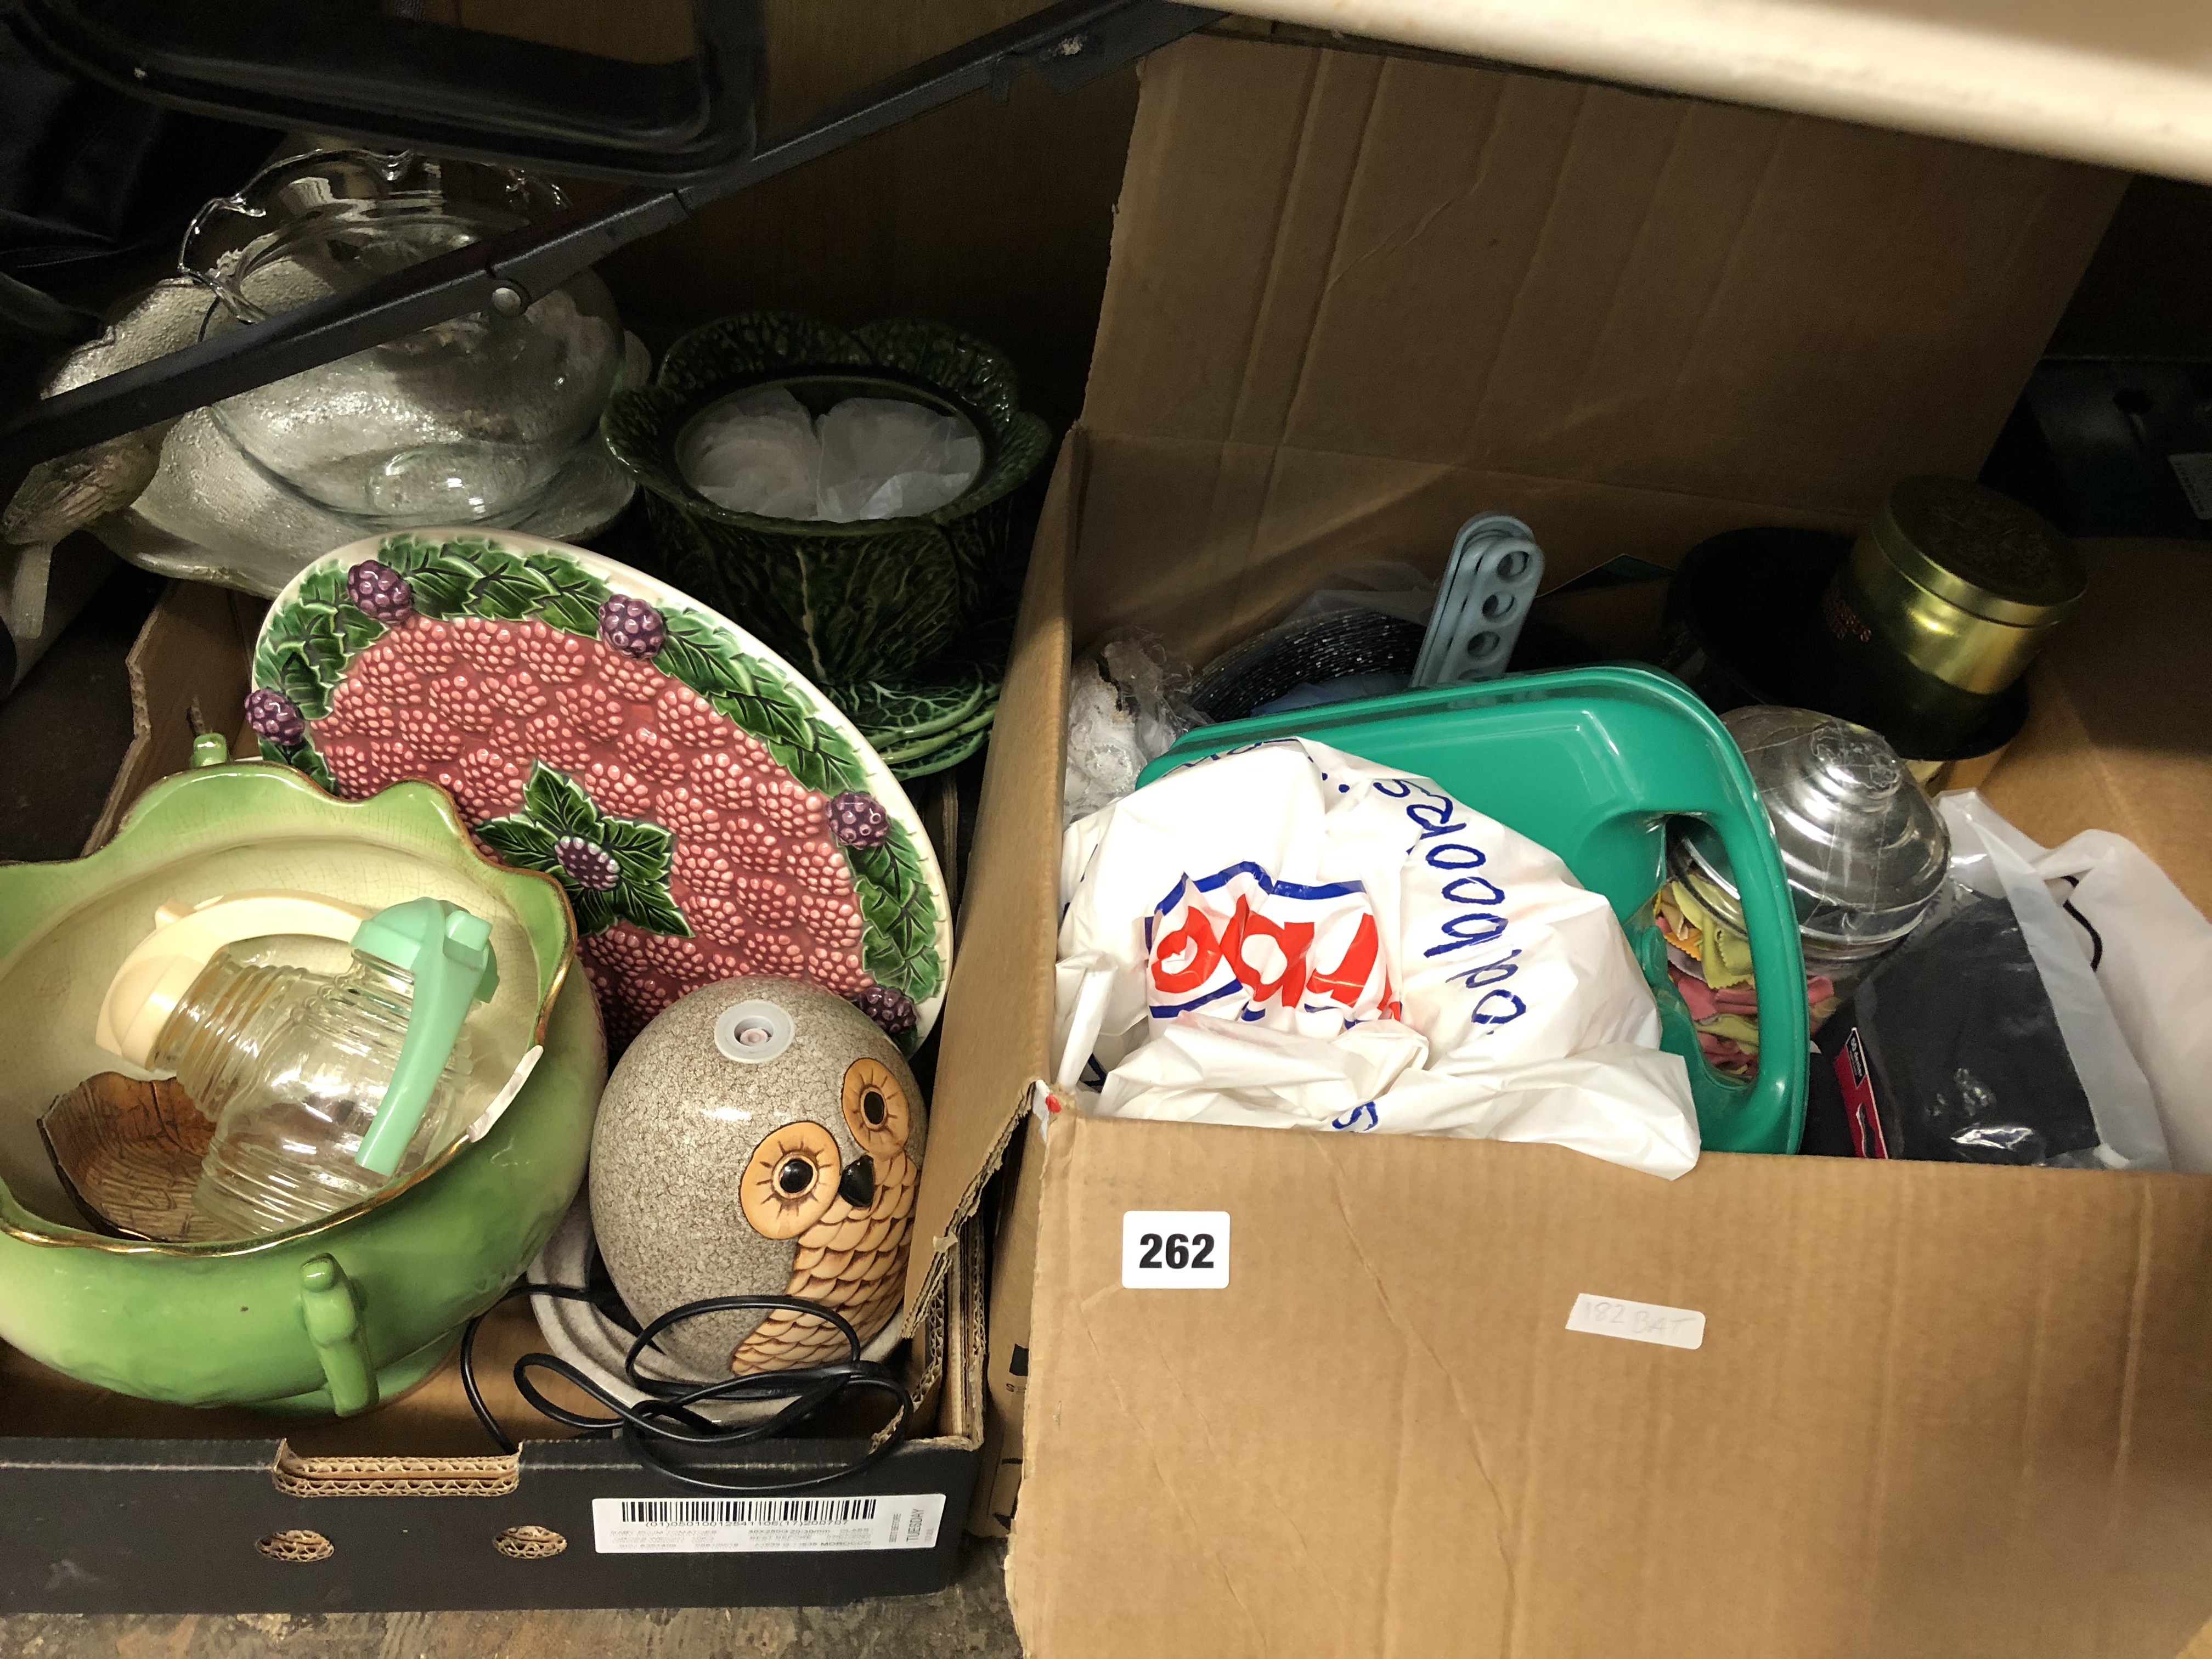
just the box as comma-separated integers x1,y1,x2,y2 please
1190,608,1425,723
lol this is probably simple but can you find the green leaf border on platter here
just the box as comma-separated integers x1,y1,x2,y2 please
253,534,946,1022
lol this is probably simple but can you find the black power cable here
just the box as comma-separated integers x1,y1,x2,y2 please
460,1282,912,1494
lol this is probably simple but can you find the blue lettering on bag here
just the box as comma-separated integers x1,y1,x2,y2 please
1425,842,1487,870
1424,912,1508,956
1472,990,1527,1025
1442,874,1505,906
1449,950,1521,991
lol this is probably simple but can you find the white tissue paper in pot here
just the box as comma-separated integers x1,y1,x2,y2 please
680,386,822,519
1053,737,1700,1178
679,388,983,522
814,397,983,522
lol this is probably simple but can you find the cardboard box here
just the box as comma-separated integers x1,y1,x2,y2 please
896,32,2212,1654
0,584,988,1613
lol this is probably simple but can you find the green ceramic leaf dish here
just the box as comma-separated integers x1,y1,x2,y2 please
827,662,991,747
249,530,952,1054
879,695,1001,768
889,720,993,783
0,760,602,1415
600,311,1052,684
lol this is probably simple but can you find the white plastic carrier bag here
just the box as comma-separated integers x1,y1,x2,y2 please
1054,737,1700,1178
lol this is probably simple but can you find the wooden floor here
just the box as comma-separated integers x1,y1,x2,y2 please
0,1540,1018,1657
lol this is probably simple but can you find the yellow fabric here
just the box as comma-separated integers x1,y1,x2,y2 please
1653,887,1702,955
1664,878,1754,990
1695,1013,1762,1048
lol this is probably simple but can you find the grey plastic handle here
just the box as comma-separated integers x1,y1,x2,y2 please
1411,512,1546,687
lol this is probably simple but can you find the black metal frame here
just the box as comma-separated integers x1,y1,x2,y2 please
0,0,1221,506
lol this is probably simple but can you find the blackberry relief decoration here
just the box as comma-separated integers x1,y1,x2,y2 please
251,531,951,1052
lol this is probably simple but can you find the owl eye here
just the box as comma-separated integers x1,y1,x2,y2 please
740,1120,840,1239
842,1058,911,1159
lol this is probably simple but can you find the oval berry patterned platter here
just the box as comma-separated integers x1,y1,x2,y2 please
245,529,952,1054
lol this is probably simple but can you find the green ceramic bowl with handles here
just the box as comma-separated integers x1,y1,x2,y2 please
0,746,603,1416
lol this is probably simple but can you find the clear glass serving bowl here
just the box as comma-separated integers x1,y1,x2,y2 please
184,150,623,529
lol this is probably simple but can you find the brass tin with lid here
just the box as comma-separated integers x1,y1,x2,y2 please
1825,476,2084,696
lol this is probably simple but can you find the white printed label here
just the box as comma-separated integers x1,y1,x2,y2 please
2170,453,2212,520
591,1493,944,1554
1121,1211,1231,1289
1565,1293,1705,1350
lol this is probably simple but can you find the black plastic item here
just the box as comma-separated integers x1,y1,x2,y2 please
0,23,273,293
1657,525,2029,761
6,0,768,188
1801,887,2100,1165
463,1283,912,1496
1189,608,1425,721
0,0,1222,505
0,1431,977,1613
0,22,274,398
1981,358,2212,540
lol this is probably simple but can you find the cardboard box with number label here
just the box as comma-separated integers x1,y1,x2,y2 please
899,30,2212,1659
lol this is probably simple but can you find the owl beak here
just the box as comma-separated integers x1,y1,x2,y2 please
838,1154,876,1210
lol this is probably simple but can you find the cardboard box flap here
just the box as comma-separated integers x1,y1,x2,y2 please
902,439,1081,1321
1220,0,2212,188
1982,538,2212,914
1012,1115,2212,1658
84,580,263,854
1084,38,2119,607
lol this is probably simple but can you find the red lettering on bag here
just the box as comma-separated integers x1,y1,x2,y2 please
1221,895,1313,1004
1151,904,1223,993
1306,912,1380,1007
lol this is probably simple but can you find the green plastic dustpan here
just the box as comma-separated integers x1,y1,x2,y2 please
1138,665,1808,1154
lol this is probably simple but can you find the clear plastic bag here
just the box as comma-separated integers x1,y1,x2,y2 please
1944,792,2211,1169
1803,791,2180,1170
1062,630,1202,825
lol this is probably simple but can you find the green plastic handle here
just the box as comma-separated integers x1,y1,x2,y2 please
352,899,498,1178
1683,753,1810,1154
298,1254,378,1417
1136,665,1812,1153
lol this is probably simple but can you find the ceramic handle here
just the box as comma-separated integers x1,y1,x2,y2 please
297,1254,378,1418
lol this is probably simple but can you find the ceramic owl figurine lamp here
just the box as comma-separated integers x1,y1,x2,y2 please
588,977,925,1377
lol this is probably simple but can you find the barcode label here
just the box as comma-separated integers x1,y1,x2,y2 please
592,1493,944,1554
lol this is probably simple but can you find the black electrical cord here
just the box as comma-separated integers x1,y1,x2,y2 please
460,1281,913,1494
